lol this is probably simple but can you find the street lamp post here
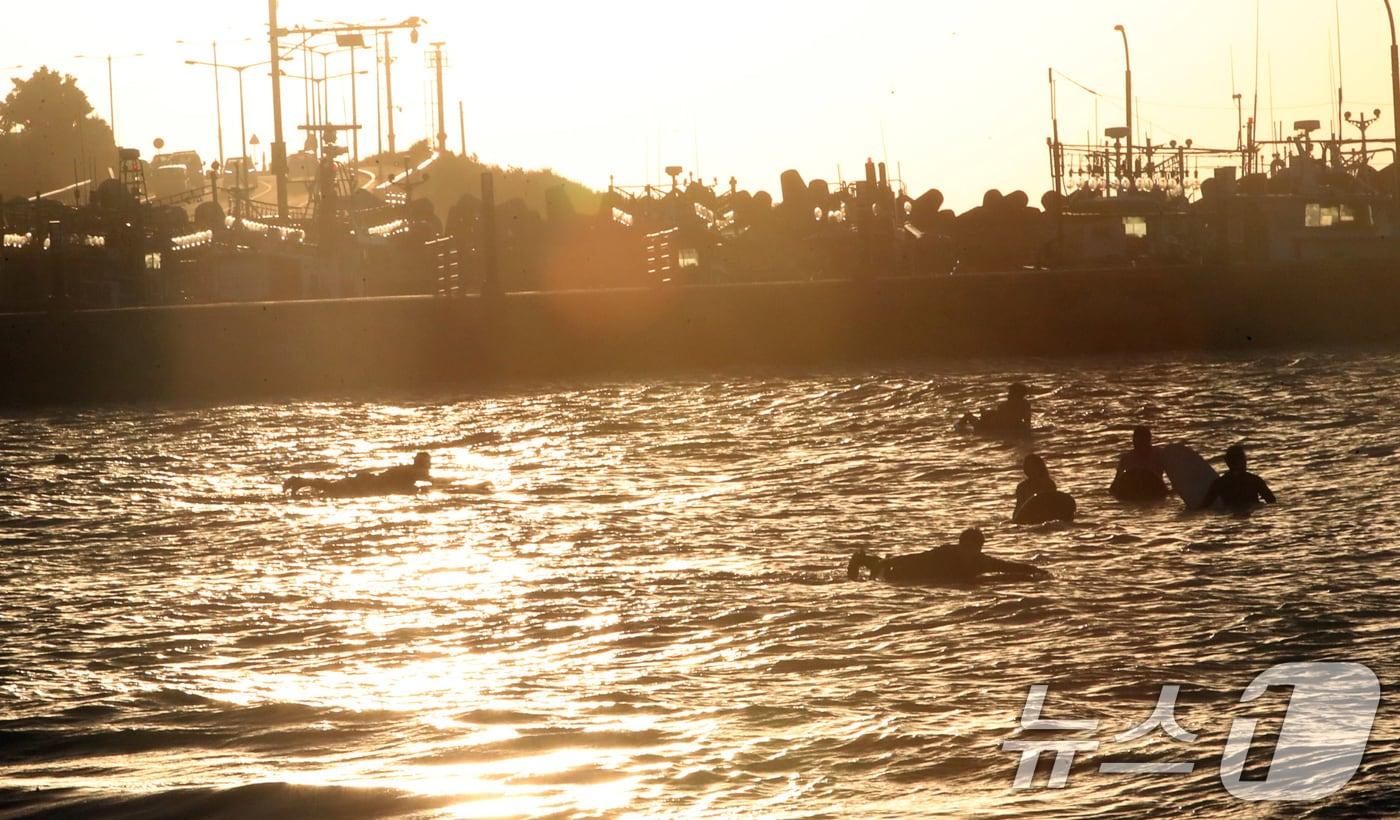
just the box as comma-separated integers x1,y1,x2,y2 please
1384,0,1400,204
330,34,368,165
383,30,397,155
72,52,143,148
282,67,368,157
430,42,447,154
212,43,225,169
268,0,290,220
268,15,423,182
1114,24,1133,189
374,34,383,155
185,56,285,206
348,40,361,165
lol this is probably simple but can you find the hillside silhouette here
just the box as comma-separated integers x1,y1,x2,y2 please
365,139,599,225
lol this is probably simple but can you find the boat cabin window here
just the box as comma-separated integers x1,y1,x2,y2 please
1122,216,1147,238
1305,203,1370,228
1305,203,1338,227
1340,204,1370,225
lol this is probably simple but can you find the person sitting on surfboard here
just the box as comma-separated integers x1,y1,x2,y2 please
1015,454,1056,508
1014,454,1076,524
1110,426,1169,502
283,451,433,497
960,383,1032,435
1199,445,1276,511
846,528,1049,584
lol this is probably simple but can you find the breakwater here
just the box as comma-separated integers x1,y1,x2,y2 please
3,263,1399,404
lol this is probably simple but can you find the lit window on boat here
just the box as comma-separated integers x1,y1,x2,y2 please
1305,203,1341,227
1339,204,1369,225
1123,216,1147,237
679,248,701,268
145,252,162,270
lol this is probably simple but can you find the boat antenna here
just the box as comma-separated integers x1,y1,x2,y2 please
1049,68,1062,195
1327,30,1337,137
1251,0,1261,171
1336,0,1344,132
879,118,889,176
1269,54,1278,144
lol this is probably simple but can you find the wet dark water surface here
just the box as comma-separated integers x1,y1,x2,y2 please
1,350,1396,817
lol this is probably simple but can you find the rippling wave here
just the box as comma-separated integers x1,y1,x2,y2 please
1,349,1396,817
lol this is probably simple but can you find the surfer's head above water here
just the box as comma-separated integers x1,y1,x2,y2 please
1023,453,1049,480
1133,426,1153,452
414,451,431,470
1224,444,1246,472
1008,383,1029,400
957,528,986,554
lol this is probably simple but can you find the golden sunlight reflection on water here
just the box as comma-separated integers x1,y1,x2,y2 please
1,352,1398,816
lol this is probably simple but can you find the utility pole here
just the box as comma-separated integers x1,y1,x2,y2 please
272,17,422,167
1115,24,1133,188
459,100,466,157
430,43,447,153
1385,0,1400,205
184,57,279,206
211,42,226,169
374,33,383,155
107,56,115,146
319,50,332,127
383,31,396,154
1233,92,1244,169
1048,68,1061,196
348,40,360,164
236,67,247,203
269,0,289,220
74,52,143,149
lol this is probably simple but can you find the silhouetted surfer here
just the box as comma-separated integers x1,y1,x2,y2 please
1110,426,1169,502
846,528,1049,584
1199,445,1276,511
1014,454,1076,524
283,451,433,497
959,383,1032,436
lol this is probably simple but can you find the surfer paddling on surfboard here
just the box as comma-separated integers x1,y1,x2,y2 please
1109,426,1170,502
283,451,433,497
1199,445,1276,512
958,383,1033,437
846,528,1049,584
1013,454,1076,524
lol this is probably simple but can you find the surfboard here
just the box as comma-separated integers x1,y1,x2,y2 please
1159,443,1219,509
1013,490,1076,525
955,413,1034,439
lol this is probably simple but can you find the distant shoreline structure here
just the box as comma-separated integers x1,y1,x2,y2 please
3,259,1398,405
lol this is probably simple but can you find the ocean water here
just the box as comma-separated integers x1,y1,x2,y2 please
0,350,1396,818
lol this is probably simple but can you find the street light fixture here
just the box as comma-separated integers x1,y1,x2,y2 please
71,51,144,147
336,33,367,165
264,3,425,219
282,70,369,121
185,54,290,204
1113,24,1133,189
1383,0,1400,204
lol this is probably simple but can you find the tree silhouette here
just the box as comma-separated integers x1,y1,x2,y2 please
0,67,115,200
1,67,93,133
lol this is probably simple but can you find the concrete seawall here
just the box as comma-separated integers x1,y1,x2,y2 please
3,264,1399,404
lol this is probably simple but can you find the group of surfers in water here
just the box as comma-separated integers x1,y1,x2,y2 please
850,384,1277,586
279,384,1277,588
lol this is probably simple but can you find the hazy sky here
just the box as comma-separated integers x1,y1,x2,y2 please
3,1,1396,209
